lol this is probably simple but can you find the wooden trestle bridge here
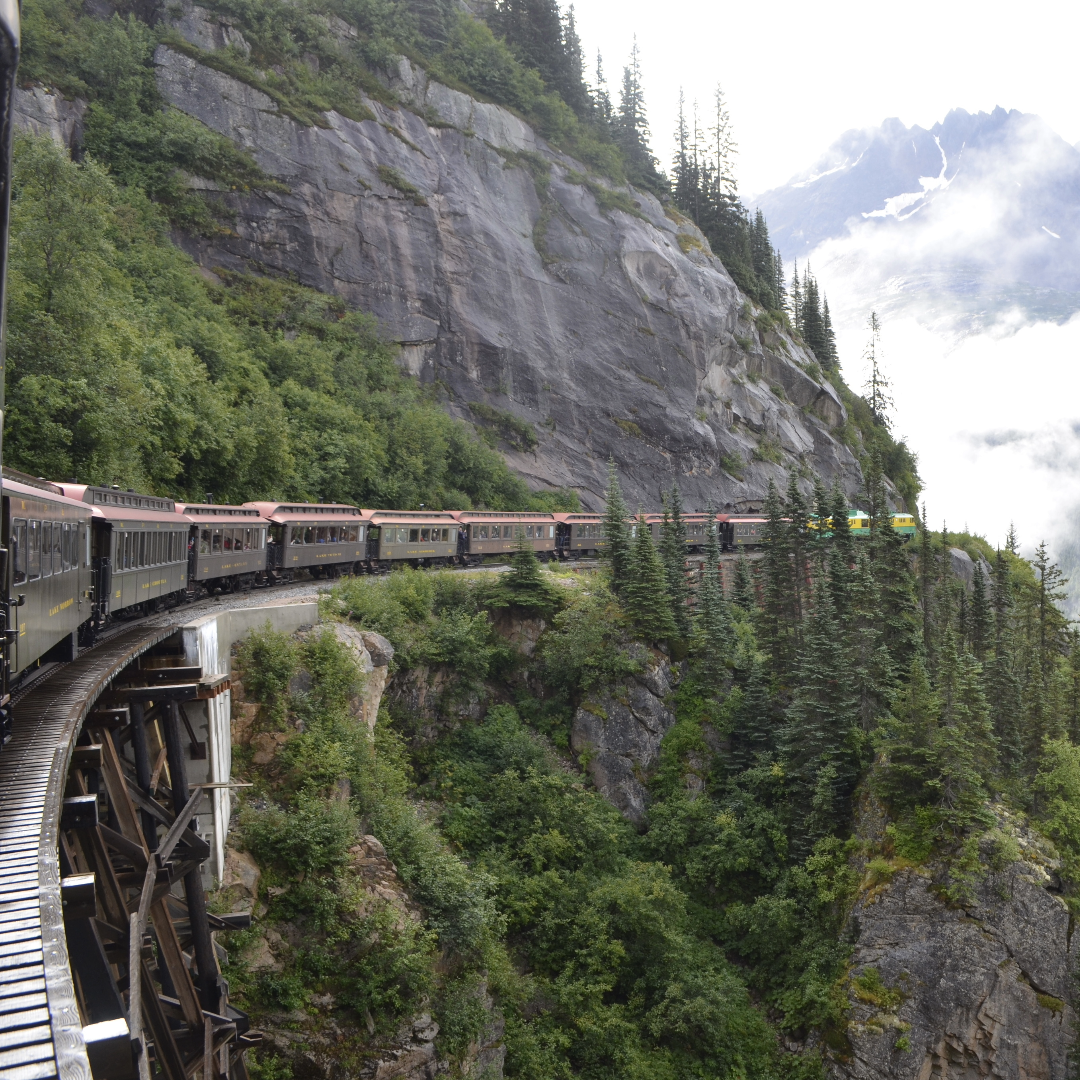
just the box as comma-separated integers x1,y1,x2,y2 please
0,622,257,1080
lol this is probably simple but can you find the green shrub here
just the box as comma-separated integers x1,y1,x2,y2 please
241,793,356,877
236,623,300,726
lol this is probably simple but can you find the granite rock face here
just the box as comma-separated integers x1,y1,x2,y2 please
13,87,86,151
571,647,678,824
139,14,864,510
834,811,1076,1080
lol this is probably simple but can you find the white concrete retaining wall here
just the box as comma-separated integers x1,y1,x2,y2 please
179,601,320,883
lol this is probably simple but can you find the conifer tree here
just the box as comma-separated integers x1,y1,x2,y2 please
1066,631,1080,744
773,250,787,312
1005,521,1018,555
849,549,894,730
785,473,811,630
750,210,777,307
731,655,774,770
760,478,795,675
821,296,839,371
781,575,861,851
592,51,613,123
602,458,631,594
694,510,730,686
624,513,677,642
659,485,690,637
732,555,756,612
827,479,855,614
985,548,1022,774
862,311,892,427
789,261,803,332
615,38,664,191
970,562,991,662
919,502,936,661
495,529,562,613
802,272,827,362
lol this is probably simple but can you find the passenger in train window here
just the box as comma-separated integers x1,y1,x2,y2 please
304,526,314,544
479,525,488,539
200,529,211,554
223,530,233,552
290,527,303,545
420,528,429,541
211,529,221,554
314,526,325,544
12,519,25,585
28,520,41,580
328,526,338,543
41,522,53,578
244,528,253,551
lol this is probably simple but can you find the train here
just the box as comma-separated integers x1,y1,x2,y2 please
0,467,920,697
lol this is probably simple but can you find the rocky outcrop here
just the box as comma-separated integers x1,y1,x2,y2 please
140,7,864,510
948,546,993,588
834,809,1076,1080
571,647,678,824
325,622,395,734
13,87,86,152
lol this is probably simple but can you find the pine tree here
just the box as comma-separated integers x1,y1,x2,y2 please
759,478,795,676
750,210,776,308
558,4,591,117
615,37,663,192
495,529,562,613
985,548,1022,775
731,655,774,770
660,485,691,637
624,514,678,642
789,261,803,332
773,250,787,312
821,296,839,371
694,511,730,686
970,561,991,662
592,51,613,123
672,89,691,210
732,555,756,612
785,473,811,631
602,458,632,594
862,311,892,427
1005,521,1018,555
781,575,861,851
802,271,827,362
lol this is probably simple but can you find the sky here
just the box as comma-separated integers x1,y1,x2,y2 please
572,0,1080,198
574,0,1080,568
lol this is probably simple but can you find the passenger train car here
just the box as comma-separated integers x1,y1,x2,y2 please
454,510,557,562
365,510,459,567
249,501,368,579
177,502,269,592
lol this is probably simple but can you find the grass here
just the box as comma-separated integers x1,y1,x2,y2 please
677,232,705,255
467,402,539,452
734,334,754,352
563,169,647,220
614,418,644,439
720,451,745,480
376,165,428,206
851,967,904,1012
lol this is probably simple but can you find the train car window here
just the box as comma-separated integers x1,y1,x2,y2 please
548,525,555,538
288,527,301,545
408,528,419,542
326,526,336,543
358,526,365,542
62,522,71,571
303,527,314,544
28,521,41,580
243,528,252,551
54,525,63,575
420,528,429,541
138,532,146,568
314,526,326,544
440,528,448,541
223,530,233,553
479,525,488,539
200,529,210,555
41,522,53,578
212,529,222,554
260,529,266,549
12,519,26,585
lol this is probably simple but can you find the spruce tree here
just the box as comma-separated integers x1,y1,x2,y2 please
828,479,855,614
624,513,677,642
985,548,1022,775
970,562,991,662
789,261,803,332
659,485,691,637
802,272,827,363
592,52,613,123
821,296,839,371
919,502,936,661
732,555,756,612
781,575,861,852
602,458,632,594
785,473,811,631
615,38,664,192
759,478,795,676
731,655,774,770
773,250,787,312
694,509,730,687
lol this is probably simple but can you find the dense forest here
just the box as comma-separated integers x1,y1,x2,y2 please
12,0,920,508
225,458,1080,1078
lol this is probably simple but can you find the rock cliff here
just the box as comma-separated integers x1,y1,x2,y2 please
24,0,864,511
834,806,1076,1080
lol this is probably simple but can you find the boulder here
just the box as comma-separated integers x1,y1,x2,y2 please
220,846,261,913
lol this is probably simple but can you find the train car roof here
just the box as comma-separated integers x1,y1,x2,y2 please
368,509,459,524
4,476,96,516
57,483,179,514
177,503,270,525
244,502,366,523
552,512,603,522
452,510,556,521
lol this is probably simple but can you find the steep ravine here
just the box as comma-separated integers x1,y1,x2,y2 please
13,0,863,511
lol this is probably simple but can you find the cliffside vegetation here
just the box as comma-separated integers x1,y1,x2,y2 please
16,0,919,508
224,463,1080,1077
6,132,577,508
